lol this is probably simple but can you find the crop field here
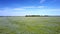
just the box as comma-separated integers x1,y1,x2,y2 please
0,17,60,34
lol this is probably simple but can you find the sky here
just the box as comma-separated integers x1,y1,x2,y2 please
0,0,60,16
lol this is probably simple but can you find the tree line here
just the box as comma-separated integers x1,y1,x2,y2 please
25,15,49,17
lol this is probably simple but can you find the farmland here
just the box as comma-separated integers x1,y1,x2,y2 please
0,16,60,34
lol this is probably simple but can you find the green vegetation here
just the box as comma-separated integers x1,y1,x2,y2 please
25,15,40,17
25,15,49,17
0,16,60,34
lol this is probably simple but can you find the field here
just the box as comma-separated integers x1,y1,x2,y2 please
0,17,60,34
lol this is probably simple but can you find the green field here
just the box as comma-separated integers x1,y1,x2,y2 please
0,17,60,34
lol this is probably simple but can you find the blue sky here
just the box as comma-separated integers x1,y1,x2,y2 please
0,0,60,16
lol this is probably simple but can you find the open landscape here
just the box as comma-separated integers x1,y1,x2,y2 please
0,16,60,34
0,0,60,34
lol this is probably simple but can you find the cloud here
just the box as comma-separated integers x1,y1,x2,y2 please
0,8,26,12
39,9,60,11
0,8,26,16
0,7,60,16
22,6,47,9
37,6,47,8
46,9,60,11
22,6,36,9
13,8,25,10
40,0,46,4
40,0,58,4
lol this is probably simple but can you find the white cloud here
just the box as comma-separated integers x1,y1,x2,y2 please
40,0,58,4
0,7,60,12
13,8,25,10
39,9,60,11
37,6,47,8
46,9,60,11
0,8,26,12
22,6,35,8
22,6,47,9
40,0,46,4
0,8,26,16
0,7,60,16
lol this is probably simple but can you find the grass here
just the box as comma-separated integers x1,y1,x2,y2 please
0,17,60,34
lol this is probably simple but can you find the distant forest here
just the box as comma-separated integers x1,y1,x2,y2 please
25,15,60,17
